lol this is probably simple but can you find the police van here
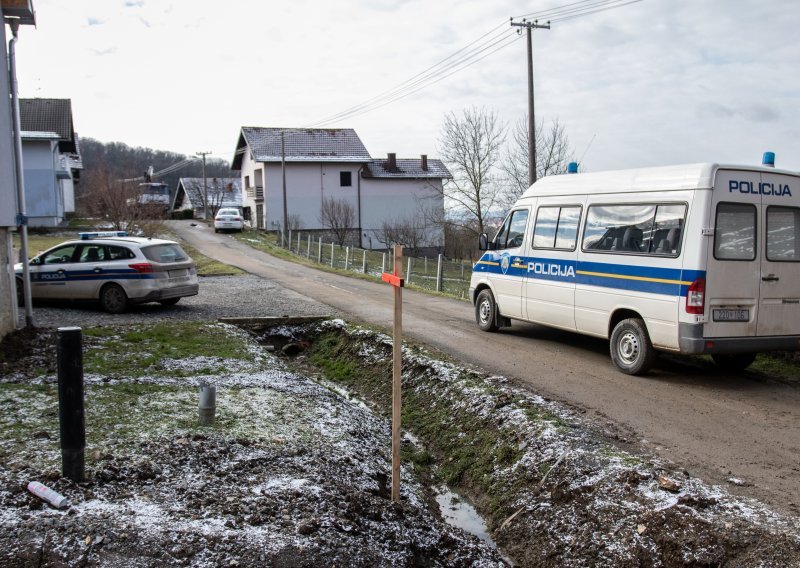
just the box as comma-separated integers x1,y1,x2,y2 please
469,154,800,375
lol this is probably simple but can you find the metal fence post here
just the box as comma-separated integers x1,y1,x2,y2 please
296,232,301,254
57,327,85,483
436,254,444,292
288,229,292,250
382,252,387,274
362,249,367,274
307,234,311,258
318,237,323,263
406,256,412,285
345,247,350,271
424,256,428,275
330,242,335,267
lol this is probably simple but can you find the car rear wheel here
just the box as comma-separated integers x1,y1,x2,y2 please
159,298,180,306
610,318,656,375
99,283,128,314
712,353,756,371
475,289,499,332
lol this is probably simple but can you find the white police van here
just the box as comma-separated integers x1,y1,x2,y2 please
470,154,800,375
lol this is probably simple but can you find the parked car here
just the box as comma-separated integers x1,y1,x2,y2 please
214,208,244,233
15,232,199,313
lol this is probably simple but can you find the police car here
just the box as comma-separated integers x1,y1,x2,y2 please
15,231,199,313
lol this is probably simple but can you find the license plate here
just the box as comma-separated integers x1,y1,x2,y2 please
169,269,187,278
712,308,749,322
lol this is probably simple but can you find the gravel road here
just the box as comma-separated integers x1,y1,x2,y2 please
19,274,339,329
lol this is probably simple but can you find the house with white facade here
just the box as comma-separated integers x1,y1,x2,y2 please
231,127,450,252
19,98,82,227
171,177,242,219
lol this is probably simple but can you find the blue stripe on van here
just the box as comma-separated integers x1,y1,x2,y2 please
475,253,705,297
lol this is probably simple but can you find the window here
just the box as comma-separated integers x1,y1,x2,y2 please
142,244,189,263
493,209,529,249
244,175,251,188
714,202,756,260
583,203,686,256
41,245,79,264
766,206,800,262
533,206,581,250
79,246,106,262
340,171,352,187
107,246,135,260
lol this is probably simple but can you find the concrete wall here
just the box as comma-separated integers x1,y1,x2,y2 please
0,229,17,338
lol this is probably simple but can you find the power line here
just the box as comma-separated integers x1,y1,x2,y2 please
305,0,643,128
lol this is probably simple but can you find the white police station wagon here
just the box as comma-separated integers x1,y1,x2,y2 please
15,231,199,313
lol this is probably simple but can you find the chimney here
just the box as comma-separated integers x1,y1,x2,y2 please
387,152,397,172
421,154,428,171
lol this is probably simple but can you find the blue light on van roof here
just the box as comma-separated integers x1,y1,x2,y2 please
762,152,775,167
567,162,579,174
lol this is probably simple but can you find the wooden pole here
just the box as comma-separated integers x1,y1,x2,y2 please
391,244,403,502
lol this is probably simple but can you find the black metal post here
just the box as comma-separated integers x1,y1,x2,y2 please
57,327,85,482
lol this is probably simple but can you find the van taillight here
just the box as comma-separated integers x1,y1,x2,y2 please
129,262,154,273
686,278,705,314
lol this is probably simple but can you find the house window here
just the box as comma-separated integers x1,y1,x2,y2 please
244,175,251,188
340,171,352,187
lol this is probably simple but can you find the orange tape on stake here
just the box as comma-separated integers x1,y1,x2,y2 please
381,273,404,287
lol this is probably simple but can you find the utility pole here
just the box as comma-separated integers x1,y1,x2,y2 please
196,151,211,219
510,18,550,187
281,132,288,247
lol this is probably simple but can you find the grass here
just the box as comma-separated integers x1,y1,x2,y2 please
82,322,258,378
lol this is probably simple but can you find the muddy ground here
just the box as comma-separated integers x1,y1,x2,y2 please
1,320,799,567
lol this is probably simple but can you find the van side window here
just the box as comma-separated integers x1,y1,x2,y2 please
649,204,686,255
494,209,529,249
533,206,581,250
583,203,686,256
766,206,800,262
714,203,756,261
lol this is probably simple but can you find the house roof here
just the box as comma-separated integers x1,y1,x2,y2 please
19,98,77,153
363,158,452,179
232,127,371,170
173,177,243,210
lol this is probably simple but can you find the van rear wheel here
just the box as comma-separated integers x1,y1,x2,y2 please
610,318,656,375
475,289,499,332
712,353,756,371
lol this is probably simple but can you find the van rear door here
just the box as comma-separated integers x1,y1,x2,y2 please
756,171,800,336
704,169,761,338
705,168,800,339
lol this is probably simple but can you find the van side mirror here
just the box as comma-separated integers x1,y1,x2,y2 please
478,233,492,251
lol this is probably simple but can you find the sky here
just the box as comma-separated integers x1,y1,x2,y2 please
9,0,800,173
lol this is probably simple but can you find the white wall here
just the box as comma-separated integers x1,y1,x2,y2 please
361,177,444,249
0,24,18,338
23,140,63,227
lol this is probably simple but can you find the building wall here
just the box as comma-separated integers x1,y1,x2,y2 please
23,140,63,227
0,229,16,337
263,162,362,232
361,177,444,250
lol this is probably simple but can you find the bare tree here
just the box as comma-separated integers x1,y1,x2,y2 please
81,164,148,232
437,106,506,237
319,197,355,246
500,116,574,206
377,216,428,257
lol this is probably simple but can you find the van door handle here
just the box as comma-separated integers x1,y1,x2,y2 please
762,275,779,282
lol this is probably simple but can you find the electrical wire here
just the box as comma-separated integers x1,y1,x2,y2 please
305,0,643,127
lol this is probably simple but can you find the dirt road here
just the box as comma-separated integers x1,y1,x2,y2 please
172,221,800,516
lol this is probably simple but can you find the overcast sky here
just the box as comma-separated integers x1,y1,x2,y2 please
11,0,800,172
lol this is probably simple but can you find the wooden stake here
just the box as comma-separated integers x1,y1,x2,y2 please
381,244,404,502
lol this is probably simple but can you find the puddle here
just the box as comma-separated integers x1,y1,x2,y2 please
434,485,496,547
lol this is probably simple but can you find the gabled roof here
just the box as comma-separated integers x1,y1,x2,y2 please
232,127,371,170
363,158,452,179
173,177,242,210
19,98,77,153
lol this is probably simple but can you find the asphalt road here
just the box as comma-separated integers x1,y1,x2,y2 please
172,221,800,517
